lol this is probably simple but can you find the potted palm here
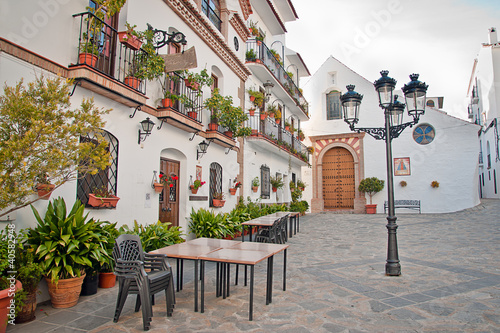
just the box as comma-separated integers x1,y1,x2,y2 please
252,177,259,193
27,197,110,308
358,177,385,214
270,176,284,192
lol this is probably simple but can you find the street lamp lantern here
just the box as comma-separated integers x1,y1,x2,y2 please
340,70,428,276
374,70,396,108
340,84,363,129
402,73,428,121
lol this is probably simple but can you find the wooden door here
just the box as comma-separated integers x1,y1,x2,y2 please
159,158,180,226
322,147,355,209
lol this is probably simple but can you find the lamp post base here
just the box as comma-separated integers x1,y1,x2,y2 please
385,216,401,276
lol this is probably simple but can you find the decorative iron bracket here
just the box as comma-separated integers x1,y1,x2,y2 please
225,147,233,155
350,120,417,141
69,80,81,96
130,105,141,118
148,24,187,50
189,132,199,141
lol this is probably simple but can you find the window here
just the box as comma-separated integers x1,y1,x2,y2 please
487,141,491,169
326,91,341,120
413,124,435,145
77,130,119,207
260,165,270,199
202,0,221,31
426,100,435,107
209,162,222,207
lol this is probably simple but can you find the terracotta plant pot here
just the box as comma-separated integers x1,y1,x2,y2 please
212,199,225,208
251,129,258,136
272,187,277,192
252,186,258,193
15,288,37,324
78,53,97,67
365,204,377,214
161,98,173,108
184,79,199,90
249,95,255,102
88,194,120,208
285,125,290,131
153,183,164,193
275,118,281,125
260,113,267,120
118,31,143,50
208,122,218,131
0,280,21,332
190,185,198,194
229,188,237,195
45,274,85,309
98,272,116,288
124,76,141,89
187,111,198,119
36,184,55,200
249,109,255,116
224,131,233,138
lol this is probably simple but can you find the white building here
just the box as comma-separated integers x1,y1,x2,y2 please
467,27,500,199
301,56,480,213
0,0,310,232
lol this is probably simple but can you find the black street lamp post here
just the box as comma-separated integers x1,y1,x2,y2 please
340,70,428,276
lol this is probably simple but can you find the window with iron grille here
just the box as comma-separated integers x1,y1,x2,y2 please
202,0,222,31
77,130,119,207
326,91,341,120
209,162,223,206
260,165,270,199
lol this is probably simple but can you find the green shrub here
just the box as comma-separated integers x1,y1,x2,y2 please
358,177,385,204
188,208,233,239
119,220,184,252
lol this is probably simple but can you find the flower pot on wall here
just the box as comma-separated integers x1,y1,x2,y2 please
45,274,85,308
212,199,225,208
153,183,164,193
365,204,377,214
260,113,267,120
272,187,277,192
190,185,198,194
252,186,258,193
249,109,255,116
184,79,199,91
88,194,120,208
118,31,142,50
229,188,237,195
98,272,116,288
36,184,55,199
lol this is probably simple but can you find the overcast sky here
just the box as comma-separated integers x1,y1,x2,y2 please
285,0,500,119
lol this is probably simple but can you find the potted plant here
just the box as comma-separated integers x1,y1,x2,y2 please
190,179,206,194
205,89,249,137
88,186,120,208
284,120,291,131
182,69,213,92
35,173,56,200
252,177,259,193
78,34,99,67
270,176,284,192
274,108,282,124
125,27,165,89
230,180,241,195
27,197,110,308
98,222,119,288
358,177,385,214
267,104,277,118
159,90,179,109
245,49,257,62
118,22,143,50
400,180,407,187
297,129,305,141
8,229,43,324
247,89,264,108
431,180,439,188
297,179,306,191
212,192,226,208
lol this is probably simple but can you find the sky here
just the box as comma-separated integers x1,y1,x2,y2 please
285,0,500,119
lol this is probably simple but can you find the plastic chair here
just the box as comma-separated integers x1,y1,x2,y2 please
112,234,175,331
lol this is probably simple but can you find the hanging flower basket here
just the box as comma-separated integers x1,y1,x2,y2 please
36,183,55,200
190,185,198,194
153,182,164,193
88,194,120,208
252,186,258,193
229,188,237,195
260,113,267,120
272,187,277,192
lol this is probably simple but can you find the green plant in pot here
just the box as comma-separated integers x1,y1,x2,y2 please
27,197,110,308
127,27,165,86
270,176,284,192
98,221,119,288
247,89,264,108
358,177,385,214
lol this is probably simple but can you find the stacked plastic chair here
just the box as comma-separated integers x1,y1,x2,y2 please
112,234,175,331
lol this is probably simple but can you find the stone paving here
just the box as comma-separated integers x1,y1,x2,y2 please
7,199,500,332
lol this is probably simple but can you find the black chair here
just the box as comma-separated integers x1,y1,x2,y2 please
112,234,175,331
255,217,285,243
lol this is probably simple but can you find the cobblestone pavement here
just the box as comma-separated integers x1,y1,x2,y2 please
8,199,500,332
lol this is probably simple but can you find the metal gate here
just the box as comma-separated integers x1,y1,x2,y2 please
159,158,179,226
209,162,222,207
322,147,355,209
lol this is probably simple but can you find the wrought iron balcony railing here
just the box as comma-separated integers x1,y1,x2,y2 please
246,113,309,162
72,11,147,94
162,71,203,122
246,40,309,116
202,0,222,31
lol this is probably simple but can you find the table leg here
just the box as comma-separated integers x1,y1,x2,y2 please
222,262,227,299
216,262,220,297
269,255,274,304
244,265,248,286
194,259,198,312
266,257,271,305
249,265,254,321
201,260,205,313
289,217,293,238
180,259,184,291
296,215,299,233
235,264,239,285
176,258,180,292
249,227,253,242
227,263,231,297
283,249,287,291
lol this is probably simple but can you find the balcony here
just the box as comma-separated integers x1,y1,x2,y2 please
69,12,149,107
246,40,309,120
156,72,204,133
245,113,309,164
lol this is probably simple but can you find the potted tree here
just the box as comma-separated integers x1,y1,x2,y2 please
274,108,282,124
270,176,284,192
358,177,385,214
27,197,110,308
252,177,259,193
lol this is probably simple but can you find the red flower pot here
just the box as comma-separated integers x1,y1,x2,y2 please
36,184,55,200
224,131,233,138
124,76,141,89
365,204,377,214
161,98,173,108
78,53,98,67
185,79,199,91
0,280,21,331
272,187,277,192
208,122,218,131
187,111,198,119
229,188,237,195
190,185,198,194
153,183,164,193
212,199,225,208
252,186,258,193
249,109,255,116
260,113,267,120
88,194,120,208
118,32,143,50
98,272,116,288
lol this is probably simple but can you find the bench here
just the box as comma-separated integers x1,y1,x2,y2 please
384,200,421,214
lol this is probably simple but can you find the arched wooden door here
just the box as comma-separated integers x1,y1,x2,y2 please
322,147,355,209
159,158,180,226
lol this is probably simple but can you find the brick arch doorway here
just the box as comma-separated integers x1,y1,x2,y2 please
322,147,355,209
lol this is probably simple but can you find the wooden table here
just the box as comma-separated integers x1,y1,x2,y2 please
198,242,288,321
151,238,241,312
